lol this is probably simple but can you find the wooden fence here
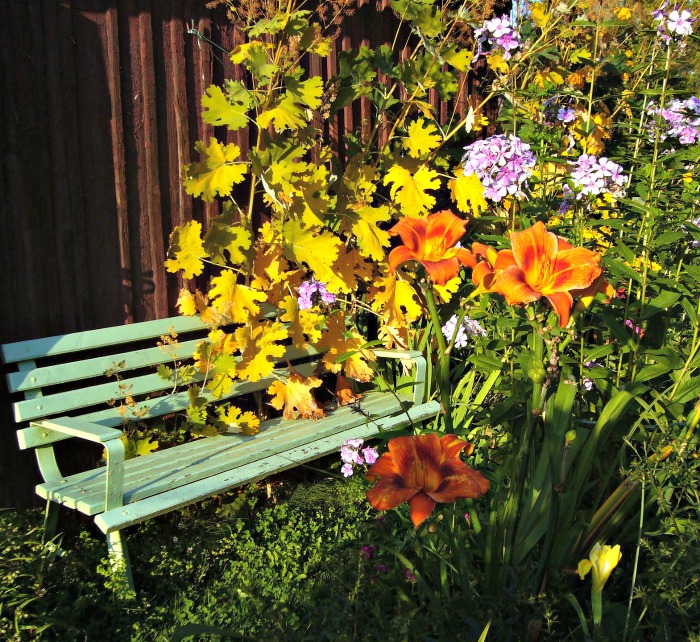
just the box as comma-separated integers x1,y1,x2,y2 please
0,0,495,506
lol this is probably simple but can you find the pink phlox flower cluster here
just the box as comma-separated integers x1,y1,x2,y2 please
297,278,336,310
340,438,379,477
442,314,486,349
653,3,694,42
473,15,522,61
569,154,627,199
461,134,537,202
646,97,700,145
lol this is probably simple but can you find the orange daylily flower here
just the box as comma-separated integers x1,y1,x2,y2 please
480,222,602,327
365,433,490,528
388,210,476,286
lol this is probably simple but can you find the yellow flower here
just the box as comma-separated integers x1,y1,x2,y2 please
615,7,632,20
578,542,622,593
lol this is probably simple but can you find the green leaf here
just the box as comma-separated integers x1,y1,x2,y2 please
257,94,308,132
642,290,681,320
201,83,252,131
284,75,323,110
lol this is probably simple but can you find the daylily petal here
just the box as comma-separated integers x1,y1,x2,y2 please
426,210,468,248
548,247,601,293
493,266,540,305
429,469,490,503
438,434,469,460
472,242,499,266
455,248,477,269
494,249,517,271
511,222,558,283
366,477,418,511
365,451,400,480
390,216,426,254
385,435,419,479
545,290,574,327
388,245,417,273
408,492,437,527
422,257,462,285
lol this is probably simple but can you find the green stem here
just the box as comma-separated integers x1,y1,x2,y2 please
423,283,454,432
592,589,603,630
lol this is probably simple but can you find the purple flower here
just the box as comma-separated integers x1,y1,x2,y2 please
362,447,379,465
667,9,694,36
646,97,700,145
341,463,354,477
442,314,486,349
297,278,336,310
462,135,536,202
403,568,416,583
473,15,522,61
569,155,627,199
361,545,376,560
557,107,577,123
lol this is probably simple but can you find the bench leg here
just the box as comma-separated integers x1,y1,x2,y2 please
42,501,60,545
106,530,135,594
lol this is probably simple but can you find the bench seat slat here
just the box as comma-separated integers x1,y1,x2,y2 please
37,392,410,515
93,400,441,533
1,316,209,364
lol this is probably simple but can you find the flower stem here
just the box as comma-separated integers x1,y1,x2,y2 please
423,283,454,433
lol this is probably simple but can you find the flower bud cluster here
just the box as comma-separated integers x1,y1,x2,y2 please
297,278,336,310
442,314,486,349
473,15,522,60
461,134,537,202
568,154,627,199
646,97,700,146
340,438,379,477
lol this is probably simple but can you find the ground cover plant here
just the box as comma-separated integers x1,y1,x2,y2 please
4,0,700,639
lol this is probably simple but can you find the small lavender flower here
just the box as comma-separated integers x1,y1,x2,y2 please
473,15,522,61
653,4,694,41
569,154,627,199
667,8,694,36
646,97,700,145
361,545,376,560
362,447,379,465
403,568,416,583
442,314,486,349
297,278,336,310
689,217,700,248
340,438,379,477
557,106,577,123
462,134,537,202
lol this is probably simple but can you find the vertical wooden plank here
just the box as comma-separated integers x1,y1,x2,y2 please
183,2,217,226
42,0,90,333
71,0,132,327
152,0,191,310
118,0,168,322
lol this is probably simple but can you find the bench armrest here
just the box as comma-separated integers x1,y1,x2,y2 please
28,418,126,511
29,417,124,443
373,349,427,405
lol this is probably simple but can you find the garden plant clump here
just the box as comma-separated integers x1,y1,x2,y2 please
4,0,700,639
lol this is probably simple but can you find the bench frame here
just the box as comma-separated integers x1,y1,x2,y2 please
2,316,439,590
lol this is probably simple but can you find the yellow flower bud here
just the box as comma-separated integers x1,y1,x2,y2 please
578,542,622,593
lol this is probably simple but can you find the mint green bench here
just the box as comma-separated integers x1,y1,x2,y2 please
1,316,438,589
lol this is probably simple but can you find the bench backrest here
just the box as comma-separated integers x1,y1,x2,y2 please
2,316,323,446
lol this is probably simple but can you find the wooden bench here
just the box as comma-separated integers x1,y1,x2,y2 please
1,315,439,590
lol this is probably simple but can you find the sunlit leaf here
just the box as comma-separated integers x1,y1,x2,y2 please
268,370,324,419
183,138,247,203
165,221,209,279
